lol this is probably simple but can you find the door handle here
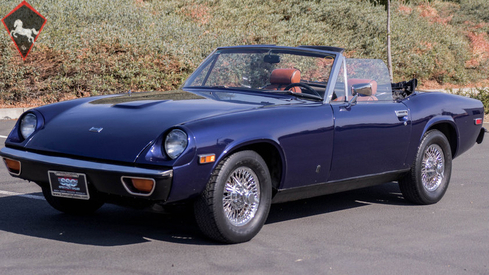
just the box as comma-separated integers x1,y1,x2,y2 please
395,110,408,117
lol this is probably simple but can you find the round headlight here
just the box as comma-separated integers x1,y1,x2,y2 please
20,113,37,139
165,129,188,159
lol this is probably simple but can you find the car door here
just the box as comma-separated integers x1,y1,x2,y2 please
328,100,412,181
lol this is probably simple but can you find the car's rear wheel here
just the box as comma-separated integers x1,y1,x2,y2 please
194,150,272,243
399,130,452,204
41,184,104,215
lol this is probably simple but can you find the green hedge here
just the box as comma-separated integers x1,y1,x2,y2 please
451,88,489,114
0,0,487,105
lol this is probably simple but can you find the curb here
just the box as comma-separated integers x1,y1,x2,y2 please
0,108,31,120
419,87,488,93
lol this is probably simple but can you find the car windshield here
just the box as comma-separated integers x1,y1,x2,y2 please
184,48,336,98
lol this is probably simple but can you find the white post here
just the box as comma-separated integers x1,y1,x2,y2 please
387,0,393,82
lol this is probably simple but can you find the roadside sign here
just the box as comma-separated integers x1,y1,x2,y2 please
1,1,46,60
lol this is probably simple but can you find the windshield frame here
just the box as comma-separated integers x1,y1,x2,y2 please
183,45,343,103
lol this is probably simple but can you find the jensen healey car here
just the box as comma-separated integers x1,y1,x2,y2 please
1,45,486,243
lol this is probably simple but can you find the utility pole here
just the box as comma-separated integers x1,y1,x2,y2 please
387,0,393,82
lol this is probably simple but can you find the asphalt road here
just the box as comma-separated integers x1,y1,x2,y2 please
0,119,488,275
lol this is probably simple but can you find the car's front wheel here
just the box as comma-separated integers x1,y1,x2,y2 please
194,150,272,243
41,184,104,215
399,130,452,204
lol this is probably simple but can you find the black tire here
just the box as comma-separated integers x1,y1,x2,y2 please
194,150,272,243
399,130,452,205
42,184,104,215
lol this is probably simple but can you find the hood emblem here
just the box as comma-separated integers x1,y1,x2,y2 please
89,127,103,133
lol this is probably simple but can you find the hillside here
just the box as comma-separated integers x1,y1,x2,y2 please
1,0,488,107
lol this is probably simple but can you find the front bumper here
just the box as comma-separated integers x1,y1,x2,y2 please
0,147,173,201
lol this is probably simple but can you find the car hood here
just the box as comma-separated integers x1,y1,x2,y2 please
24,89,295,163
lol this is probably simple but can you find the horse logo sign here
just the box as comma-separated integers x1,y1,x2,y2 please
1,1,46,60
11,19,39,43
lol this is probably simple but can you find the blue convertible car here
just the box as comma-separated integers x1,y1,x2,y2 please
1,45,485,243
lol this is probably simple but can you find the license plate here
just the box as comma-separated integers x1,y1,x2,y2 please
48,171,90,200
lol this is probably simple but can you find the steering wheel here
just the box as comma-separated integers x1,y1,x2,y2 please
284,83,321,97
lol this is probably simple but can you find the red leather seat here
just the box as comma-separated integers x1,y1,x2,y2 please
265,69,301,93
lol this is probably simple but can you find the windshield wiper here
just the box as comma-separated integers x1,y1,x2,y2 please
274,90,323,101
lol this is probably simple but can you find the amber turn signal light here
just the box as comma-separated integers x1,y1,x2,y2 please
131,178,154,193
121,176,155,196
3,158,21,175
199,154,215,164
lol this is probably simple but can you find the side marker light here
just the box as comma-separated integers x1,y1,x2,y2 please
199,154,216,164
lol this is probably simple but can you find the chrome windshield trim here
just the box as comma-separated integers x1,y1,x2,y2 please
342,59,348,101
0,147,172,177
324,54,345,104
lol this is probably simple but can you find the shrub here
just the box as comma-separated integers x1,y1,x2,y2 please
451,0,489,25
0,0,487,105
450,88,489,114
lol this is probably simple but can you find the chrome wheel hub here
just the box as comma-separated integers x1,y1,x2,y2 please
421,144,445,192
223,167,260,226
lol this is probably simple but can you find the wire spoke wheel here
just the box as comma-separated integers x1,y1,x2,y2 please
421,144,445,192
194,150,272,243
399,130,452,205
222,167,260,226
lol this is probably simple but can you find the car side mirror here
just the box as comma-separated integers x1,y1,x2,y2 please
348,83,373,106
352,83,372,96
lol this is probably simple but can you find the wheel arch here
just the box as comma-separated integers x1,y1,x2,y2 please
221,140,285,192
423,117,458,158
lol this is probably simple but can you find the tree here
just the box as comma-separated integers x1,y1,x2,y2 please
369,0,394,81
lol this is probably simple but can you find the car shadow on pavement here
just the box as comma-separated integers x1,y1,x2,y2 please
266,182,408,224
0,193,209,246
0,182,407,246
